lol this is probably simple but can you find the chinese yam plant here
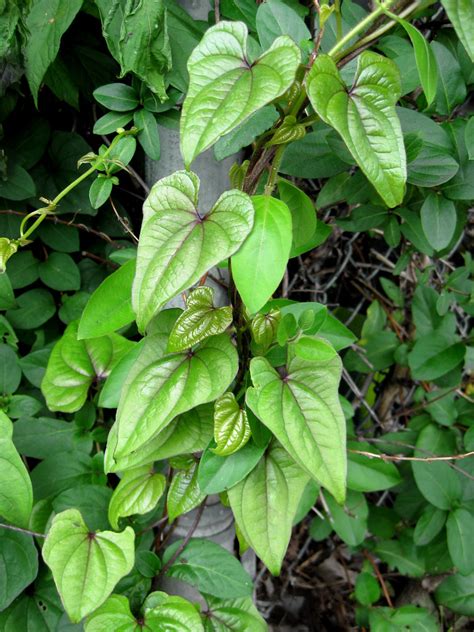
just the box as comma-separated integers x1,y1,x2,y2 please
0,0,473,629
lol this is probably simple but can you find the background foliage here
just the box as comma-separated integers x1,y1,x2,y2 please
0,0,473,629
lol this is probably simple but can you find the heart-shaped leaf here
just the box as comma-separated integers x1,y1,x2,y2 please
180,21,301,166
232,195,292,314
228,442,309,575
132,171,254,332
41,321,135,413
85,592,204,632
0,531,38,611
108,466,166,530
306,52,406,207
42,509,135,623
106,405,214,473
0,412,33,528
441,0,474,62
167,286,233,353
213,392,251,456
106,333,238,465
202,595,267,632
246,349,346,502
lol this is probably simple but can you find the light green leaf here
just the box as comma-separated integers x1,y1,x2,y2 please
42,509,135,623
41,321,135,413
214,106,279,161
232,195,292,314
228,442,309,575
0,238,18,274
0,412,33,528
108,466,166,530
250,309,281,351
85,592,204,632
106,333,238,464
25,0,83,105
213,392,251,457
132,170,254,332
202,595,267,631
447,508,474,575
246,351,346,502
167,462,205,523
277,180,317,258
256,0,311,49
167,286,233,353
397,19,438,105
89,177,113,210
107,405,214,473
78,259,136,339
441,0,474,62
0,531,38,611
293,336,337,362
162,538,253,599
180,21,300,166
306,52,406,207
420,192,457,251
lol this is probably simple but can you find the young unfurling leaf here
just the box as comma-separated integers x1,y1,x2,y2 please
213,392,251,456
167,286,233,353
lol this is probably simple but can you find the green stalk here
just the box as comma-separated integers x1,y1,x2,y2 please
19,129,134,244
327,0,398,58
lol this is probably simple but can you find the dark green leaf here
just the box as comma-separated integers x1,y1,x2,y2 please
6,289,56,330
39,252,81,291
256,0,310,49
134,109,161,160
0,531,38,611
162,538,253,599
24,0,83,105
198,439,266,494
93,83,139,112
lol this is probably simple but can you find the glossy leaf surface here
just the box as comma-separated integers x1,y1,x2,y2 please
168,286,233,353
213,392,251,456
108,466,166,530
106,333,238,464
306,52,406,207
0,412,33,527
180,21,300,166
41,321,134,412
246,350,346,501
42,509,135,623
133,171,253,331
228,442,309,574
